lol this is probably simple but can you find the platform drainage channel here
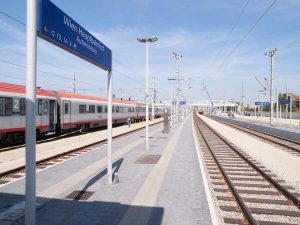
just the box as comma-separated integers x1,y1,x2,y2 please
65,190,95,201
136,154,161,164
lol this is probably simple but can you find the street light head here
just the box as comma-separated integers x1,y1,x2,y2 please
137,38,146,43
137,37,158,43
148,37,158,42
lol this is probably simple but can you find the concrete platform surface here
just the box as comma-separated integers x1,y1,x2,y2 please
0,114,213,225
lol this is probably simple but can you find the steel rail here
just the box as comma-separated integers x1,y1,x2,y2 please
199,115,300,209
194,115,258,225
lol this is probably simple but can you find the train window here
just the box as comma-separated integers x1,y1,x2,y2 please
104,106,108,113
89,105,95,113
0,97,13,116
79,105,86,113
116,106,119,113
38,99,43,115
20,98,26,115
64,103,69,114
44,101,48,114
112,106,115,113
97,105,103,113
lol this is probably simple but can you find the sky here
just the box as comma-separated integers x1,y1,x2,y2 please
0,0,299,105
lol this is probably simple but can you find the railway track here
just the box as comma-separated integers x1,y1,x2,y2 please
0,121,161,186
208,115,300,157
0,122,126,152
194,114,300,225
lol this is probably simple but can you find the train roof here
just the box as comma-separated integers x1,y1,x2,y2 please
58,92,136,105
0,82,57,97
0,82,138,105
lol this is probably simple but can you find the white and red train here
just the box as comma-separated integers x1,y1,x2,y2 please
0,82,164,145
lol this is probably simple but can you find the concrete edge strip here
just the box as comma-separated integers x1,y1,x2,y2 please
119,119,187,225
0,128,163,223
192,116,220,225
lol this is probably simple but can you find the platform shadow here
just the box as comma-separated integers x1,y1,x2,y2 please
0,192,164,225
75,158,124,201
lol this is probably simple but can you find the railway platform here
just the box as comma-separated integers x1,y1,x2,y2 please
0,114,214,225
217,113,300,142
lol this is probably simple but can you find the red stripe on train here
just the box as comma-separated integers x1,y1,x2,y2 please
0,125,49,133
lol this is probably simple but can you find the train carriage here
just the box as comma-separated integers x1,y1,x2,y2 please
0,82,163,146
58,92,140,132
0,82,58,145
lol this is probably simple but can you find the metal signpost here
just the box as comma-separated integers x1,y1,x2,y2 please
26,0,112,224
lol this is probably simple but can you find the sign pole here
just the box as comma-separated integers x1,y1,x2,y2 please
276,87,279,122
25,0,37,224
145,42,149,152
107,69,113,184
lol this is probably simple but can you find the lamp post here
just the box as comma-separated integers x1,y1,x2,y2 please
172,52,182,123
168,78,176,128
265,48,278,126
137,37,158,151
149,76,158,120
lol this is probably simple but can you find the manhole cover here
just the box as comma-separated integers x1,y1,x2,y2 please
135,154,161,164
66,190,95,200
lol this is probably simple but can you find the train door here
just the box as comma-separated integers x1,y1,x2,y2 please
62,100,71,128
37,99,43,129
49,100,56,130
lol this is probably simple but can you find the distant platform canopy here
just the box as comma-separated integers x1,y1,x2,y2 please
192,100,237,107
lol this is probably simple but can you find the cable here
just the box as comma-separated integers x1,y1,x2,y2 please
215,0,250,59
217,0,277,73
0,72,72,89
0,10,145,89
0,58,101,88
0,10,25,26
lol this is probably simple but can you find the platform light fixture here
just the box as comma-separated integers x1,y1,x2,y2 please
137,36,158,151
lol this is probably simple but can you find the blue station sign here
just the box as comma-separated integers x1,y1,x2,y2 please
279,99,290,104
255,101,270,106
172,100,187,105
38,0,112,71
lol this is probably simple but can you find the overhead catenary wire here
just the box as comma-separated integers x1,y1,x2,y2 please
0,72,73,90
216,0,278,73
215,0,251,60
0,10,25,26
0,9,145,89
